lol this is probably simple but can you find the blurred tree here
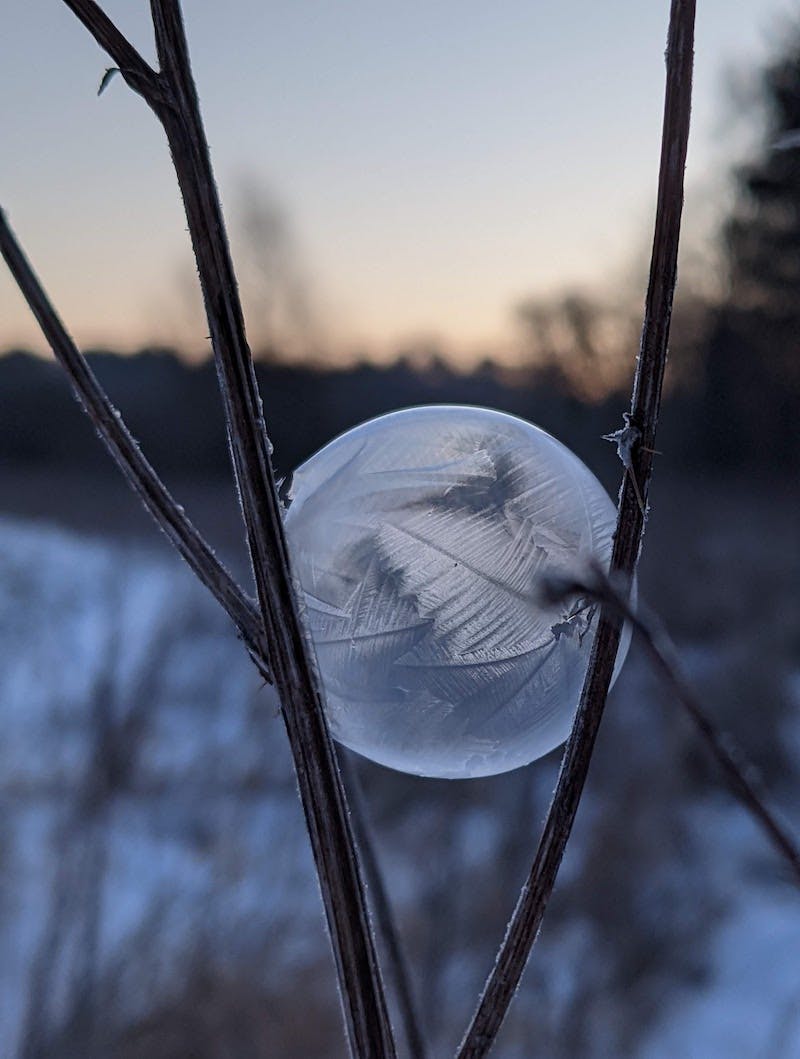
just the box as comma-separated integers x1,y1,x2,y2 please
514,281,709,406
234,178,322,360
515,289,640,402
156,179,325,360
704,20,800,466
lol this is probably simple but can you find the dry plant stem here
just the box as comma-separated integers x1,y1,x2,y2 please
544,566,800,883
457,3,696,1056
0,206,423,1052
643,647,800,884
0,209,268,683
342,754,429,1059
60,2,395,1055
598,581,800,883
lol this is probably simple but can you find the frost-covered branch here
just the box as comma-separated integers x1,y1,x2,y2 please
457,2,697,1055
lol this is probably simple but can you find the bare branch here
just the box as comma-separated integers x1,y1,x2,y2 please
457,3,697,1055
59,1,396,1053
543,565,800,885
342,754,428,1059
61,1,163,105
0,208,269,684
1,199,423,1059
0,207,423,1025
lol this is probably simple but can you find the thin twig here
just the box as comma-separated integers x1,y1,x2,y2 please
60,3,395,1054
60,0,165,105
0,208,269,684
543,566,800,885
0,201,425,1058
457,3,696,1055
342,754,429,1059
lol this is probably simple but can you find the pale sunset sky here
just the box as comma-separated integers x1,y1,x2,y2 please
0,1,795,364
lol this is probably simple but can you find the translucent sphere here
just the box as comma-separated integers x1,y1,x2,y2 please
285,406,630,779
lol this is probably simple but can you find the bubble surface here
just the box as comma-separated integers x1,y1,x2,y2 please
285,406,630,778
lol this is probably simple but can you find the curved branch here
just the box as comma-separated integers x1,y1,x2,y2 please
457,3,697,1056
544,565,800,885
0,208,268,683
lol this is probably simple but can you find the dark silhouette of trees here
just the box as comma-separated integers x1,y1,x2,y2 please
703,20,800,467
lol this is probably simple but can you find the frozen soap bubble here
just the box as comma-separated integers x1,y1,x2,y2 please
285,405,631,779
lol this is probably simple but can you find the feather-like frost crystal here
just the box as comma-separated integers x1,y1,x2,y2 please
285,406,630,778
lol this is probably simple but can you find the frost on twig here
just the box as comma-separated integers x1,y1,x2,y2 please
277,471,294,511
603,412,646,516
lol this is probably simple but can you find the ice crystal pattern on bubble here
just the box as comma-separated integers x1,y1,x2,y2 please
285,406,630,778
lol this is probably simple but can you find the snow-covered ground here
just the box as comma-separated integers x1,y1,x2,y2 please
1,514,798,1057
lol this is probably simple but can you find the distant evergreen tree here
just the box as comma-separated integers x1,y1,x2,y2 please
704,23,800,466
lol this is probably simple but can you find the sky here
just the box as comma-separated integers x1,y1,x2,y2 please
0,1,796,364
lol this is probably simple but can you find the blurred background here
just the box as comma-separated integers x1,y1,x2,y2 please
1,2,799,1056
